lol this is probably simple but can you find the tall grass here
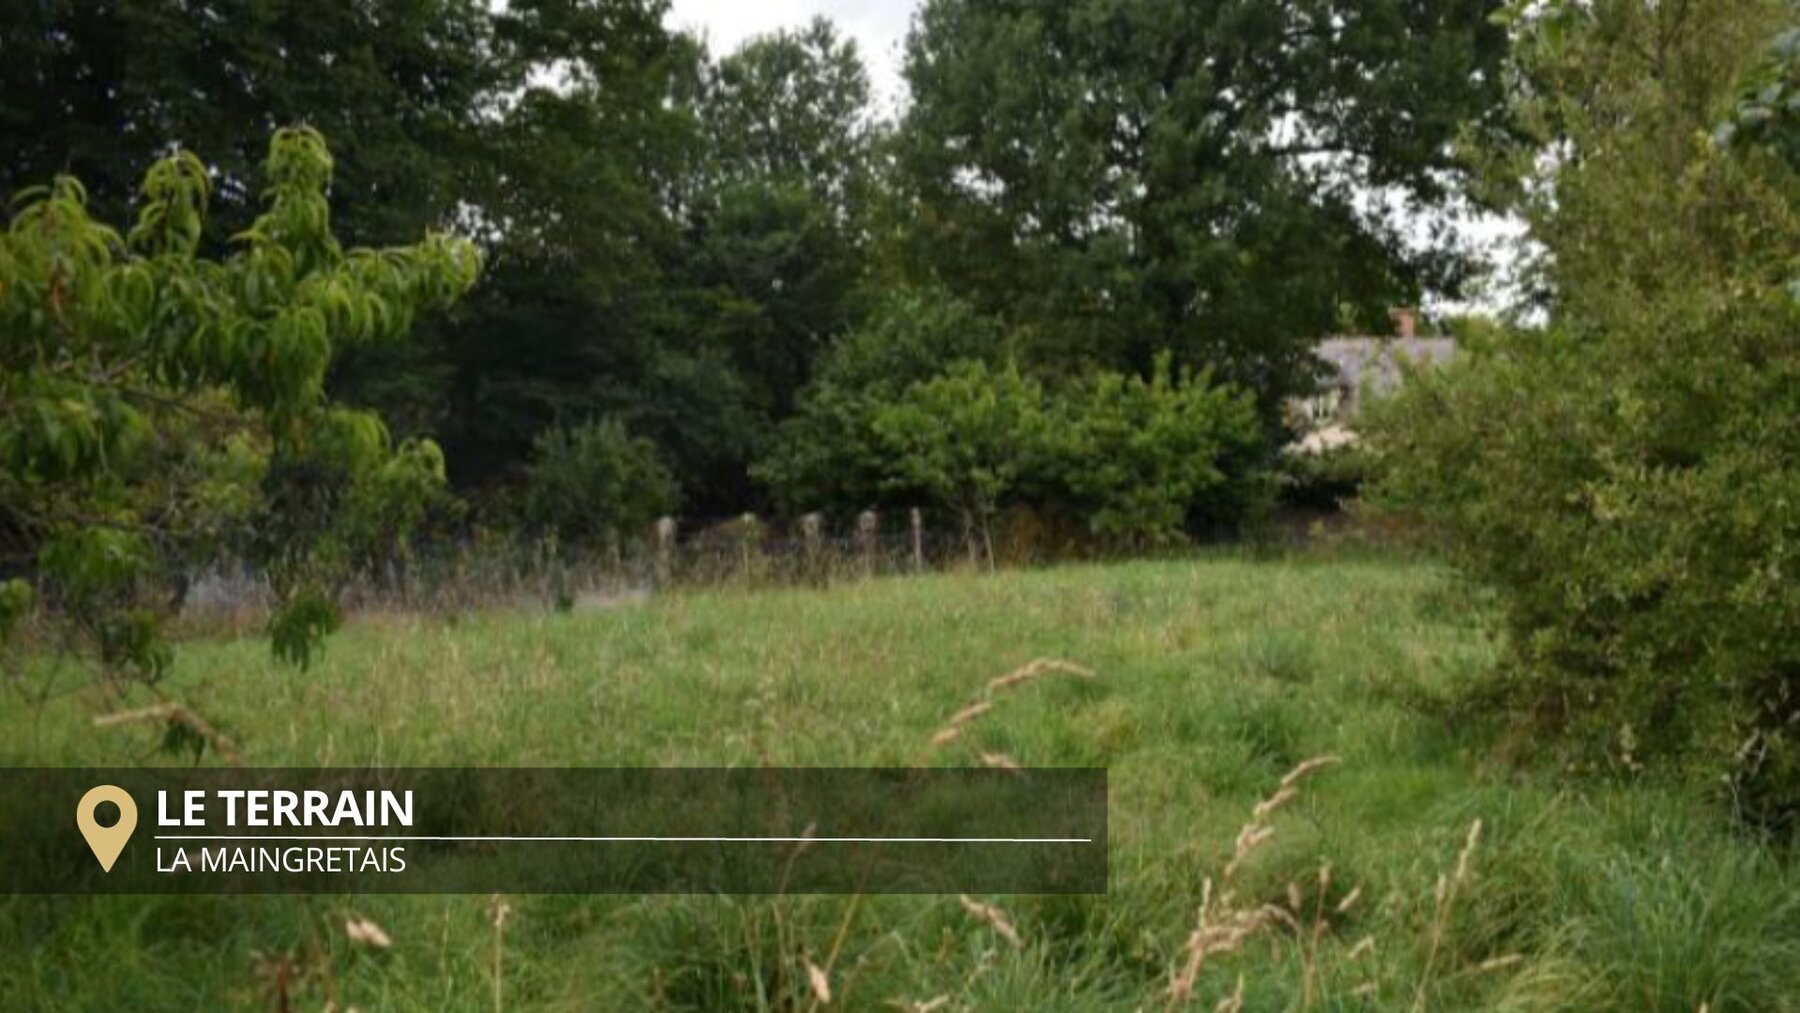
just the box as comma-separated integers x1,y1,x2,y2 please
1,556,1796,1010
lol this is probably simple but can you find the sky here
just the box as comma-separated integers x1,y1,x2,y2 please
666,0,919,113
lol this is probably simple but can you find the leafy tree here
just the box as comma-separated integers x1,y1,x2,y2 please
523,419,678,548
1368,0,1800,824
698,17,877,210
891,0,1508,416
1471,0,1792,324
760,290,1270,546
753,289,1011,513
0,128,480,679
0,0,499,248
689,178,862,429
743,364,889,517
871,361,1050,566
0,0,767,513
423,0,715,495
678,18,882,499
1047,355,1263,547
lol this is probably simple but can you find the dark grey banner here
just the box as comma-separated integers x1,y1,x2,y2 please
3,768,1107,894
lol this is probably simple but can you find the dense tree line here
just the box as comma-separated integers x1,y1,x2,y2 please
2,0,1506,542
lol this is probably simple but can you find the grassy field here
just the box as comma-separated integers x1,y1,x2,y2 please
3,555,1798,1011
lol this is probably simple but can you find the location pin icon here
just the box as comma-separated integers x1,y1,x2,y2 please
76,785,138,872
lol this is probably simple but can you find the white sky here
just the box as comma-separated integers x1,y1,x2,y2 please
666,0,919,114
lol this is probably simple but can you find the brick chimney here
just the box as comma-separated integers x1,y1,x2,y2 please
1388,306,1418,339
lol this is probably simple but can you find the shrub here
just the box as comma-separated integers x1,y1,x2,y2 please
1367,1,1800,824
753,287,1009,513
1045,354,1264,547
871,360,1049,565
523,419,677,548
1276,445,1371,512
1371,305,1800,819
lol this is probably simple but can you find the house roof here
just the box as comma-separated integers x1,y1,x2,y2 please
1314,336,1457,395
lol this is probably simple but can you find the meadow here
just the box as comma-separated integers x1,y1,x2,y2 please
3,555,1797,1011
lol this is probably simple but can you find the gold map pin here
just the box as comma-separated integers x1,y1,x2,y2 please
76,784,137,872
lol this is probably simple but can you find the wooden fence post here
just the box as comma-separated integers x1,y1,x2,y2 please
856,509,879,576
910,507,925,572
800,512,824,581
653,515,676,585
738,512,762,582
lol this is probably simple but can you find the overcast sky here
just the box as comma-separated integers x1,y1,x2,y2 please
666,0,919,113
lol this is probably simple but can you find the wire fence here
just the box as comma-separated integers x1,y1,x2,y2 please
161,504,1414,630
174,509,993,627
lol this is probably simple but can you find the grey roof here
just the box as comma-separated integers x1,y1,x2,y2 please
1314,336,1456,406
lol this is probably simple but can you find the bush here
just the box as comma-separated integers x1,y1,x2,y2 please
1366,1,1800,825
1045,354,1263,547
523,420,677,548
761,290,1271,551
1371,306,1800,819
1276,445,1371,512
871,360,1049,565
753,288,1009,513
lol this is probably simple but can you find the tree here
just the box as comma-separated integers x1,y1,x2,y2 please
0,0,780,515
891,0,1508,417
417,0,716,496
523,419,678,548
688,178,862,430
753,288,1011,513
1367,0,1800,824
758,288,1271,545
677,18,882,502
0,0,499,249
0,128,480,680
0,0,519,458
871,361,1049,567
698,17,877,211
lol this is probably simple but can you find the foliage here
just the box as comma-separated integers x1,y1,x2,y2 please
891,0,1508,417
698,16,877,210
0,127,479,675
522,420,678,548
1725,24,1800,170
422,7,881,512
423,0,715,495
0,0,770,511
660,17,883,504
0,2,1516,520
762,294,1268,548
752,288,1010,512
871,361,1050,564
0,0,499,248
1045,355,1264,546
1278,445,1373,512
688,179,862,426
1367,0,1800,824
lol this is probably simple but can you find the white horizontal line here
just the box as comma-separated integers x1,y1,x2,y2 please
152,835,1092,843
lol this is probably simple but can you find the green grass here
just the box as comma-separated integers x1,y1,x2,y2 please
3,556,1797,1011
